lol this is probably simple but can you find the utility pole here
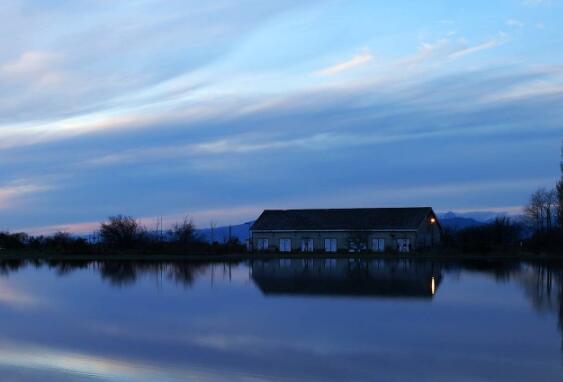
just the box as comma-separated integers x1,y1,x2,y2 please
210,221,216,243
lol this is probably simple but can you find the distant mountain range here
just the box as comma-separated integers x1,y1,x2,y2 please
196,211,508,243
197,222,254,243
437,212,484,231
440,211,511,222
438,211,528,231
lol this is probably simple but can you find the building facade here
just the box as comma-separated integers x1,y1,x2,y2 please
250,207,442,253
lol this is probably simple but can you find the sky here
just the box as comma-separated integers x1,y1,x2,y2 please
0,0,562,234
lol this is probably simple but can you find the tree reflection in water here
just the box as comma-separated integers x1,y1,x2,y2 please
0,259,219,288
515,263,563,351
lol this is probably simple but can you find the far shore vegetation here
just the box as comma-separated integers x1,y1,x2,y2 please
0,215,245,257
2,143,563,258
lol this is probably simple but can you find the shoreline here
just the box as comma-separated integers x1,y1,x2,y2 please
1,251,562,263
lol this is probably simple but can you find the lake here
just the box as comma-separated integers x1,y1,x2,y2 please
0,258,561,381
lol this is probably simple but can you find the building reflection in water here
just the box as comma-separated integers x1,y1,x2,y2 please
250,258,442,298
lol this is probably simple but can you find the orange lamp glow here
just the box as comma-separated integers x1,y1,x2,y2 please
430,217,436,224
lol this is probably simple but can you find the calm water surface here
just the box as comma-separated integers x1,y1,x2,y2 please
0,258,561,381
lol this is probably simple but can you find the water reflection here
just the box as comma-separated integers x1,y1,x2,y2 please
0,258,560,381
516,263,563,347
251,258,442,298
0,259,214,288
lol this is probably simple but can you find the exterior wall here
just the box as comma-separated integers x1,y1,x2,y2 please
414,220,442,250
251,230,421,253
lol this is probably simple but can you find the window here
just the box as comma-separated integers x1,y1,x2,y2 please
348,241,358,253
348,241,367,253
397,238,411,253
279,238,292,253
372,238,385,252
256,238,269,251
301,238,314,252
324,238,337,253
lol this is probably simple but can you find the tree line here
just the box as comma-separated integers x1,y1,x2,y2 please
521,142,563,252
443,141,563,254
0,215,245,255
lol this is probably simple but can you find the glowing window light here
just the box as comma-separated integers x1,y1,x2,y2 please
431,276,436,295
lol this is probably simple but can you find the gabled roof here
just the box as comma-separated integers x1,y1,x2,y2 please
251,207,436,231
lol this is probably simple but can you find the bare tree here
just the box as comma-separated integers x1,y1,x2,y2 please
558,181,563,230
209,221,217,243
545,189,557,231
558,141,563,230
153,217,162,241
100,215,144,249
525,187,558,233
525,189,546,233
170,216,197,246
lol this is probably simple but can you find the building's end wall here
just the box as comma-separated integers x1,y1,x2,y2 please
415,219,442,249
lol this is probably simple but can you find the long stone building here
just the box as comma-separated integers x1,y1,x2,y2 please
250,207,442,253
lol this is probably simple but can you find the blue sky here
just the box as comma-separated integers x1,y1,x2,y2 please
0,0,562,233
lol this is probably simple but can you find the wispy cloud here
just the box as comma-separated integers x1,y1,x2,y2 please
449,34,508,60
399,34,509,68
482,74,563,102
522,0,552,5
506,19,525,28
399,39,450,67
24,205,263,234
22,221,101,236
319,177,555,210
313,51,374,76
0,51,67,96
0,181,49,211
82,122,534,168
447,206,526,215
0,51,60,76
0,1,309,128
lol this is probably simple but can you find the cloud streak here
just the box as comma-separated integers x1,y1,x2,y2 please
0,181,49,211
506,19,525,28
313,52,374,76
448,34,509,60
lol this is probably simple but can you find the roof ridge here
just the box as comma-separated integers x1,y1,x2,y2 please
252,207,435,231
264,207,432,211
